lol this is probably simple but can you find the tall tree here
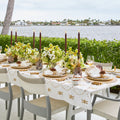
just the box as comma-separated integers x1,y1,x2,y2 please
1,0,15,35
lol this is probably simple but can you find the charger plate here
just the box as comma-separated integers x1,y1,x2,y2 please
11,65,31,69
19,69,28,71
2,64,10,67
87,76,113,81
84,76,115,83
43,73,66,78
52,77,66,81
0,58,7,62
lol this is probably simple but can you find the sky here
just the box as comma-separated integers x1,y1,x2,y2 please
0,0,120,21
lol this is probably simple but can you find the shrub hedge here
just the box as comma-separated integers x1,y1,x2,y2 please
0,35,120,68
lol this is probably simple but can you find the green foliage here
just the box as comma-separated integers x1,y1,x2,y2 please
0,35,120,68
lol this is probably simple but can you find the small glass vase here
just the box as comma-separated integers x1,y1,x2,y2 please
8,55,17,63
48,63,56,69
36,59,43,70
48,63,57,75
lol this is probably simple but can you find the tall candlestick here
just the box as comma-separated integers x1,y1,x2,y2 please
65,32,67,53
39,31,41,53
11,30,12,46
78,31,80,59
33,30,35,48
15,30,17,42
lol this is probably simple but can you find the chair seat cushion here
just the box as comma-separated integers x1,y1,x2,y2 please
0,85,30,99
30,97,68,114
93,100,120,120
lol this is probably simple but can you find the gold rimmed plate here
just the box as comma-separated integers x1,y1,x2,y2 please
11,65,31,69
43,73,66,78
84,76,115,83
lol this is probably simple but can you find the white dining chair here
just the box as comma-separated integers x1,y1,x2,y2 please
93,62,113,97
17,71,68,120
87,94,120,120
0,68,30,120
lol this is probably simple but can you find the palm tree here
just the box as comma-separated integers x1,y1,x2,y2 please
1,0,15,35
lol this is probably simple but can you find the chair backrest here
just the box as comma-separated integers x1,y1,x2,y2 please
8,70,21,86
17,71,47,95
0,68,9,83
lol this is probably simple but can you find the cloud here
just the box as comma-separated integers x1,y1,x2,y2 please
1,0,120,21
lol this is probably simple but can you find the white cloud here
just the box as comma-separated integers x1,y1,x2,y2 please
0,0,120,21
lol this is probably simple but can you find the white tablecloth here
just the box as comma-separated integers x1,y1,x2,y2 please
4,67,119,110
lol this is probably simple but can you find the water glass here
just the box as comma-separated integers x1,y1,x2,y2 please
102,62,113,71
86,55,94,65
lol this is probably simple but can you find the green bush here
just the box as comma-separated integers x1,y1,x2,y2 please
0,35,120,68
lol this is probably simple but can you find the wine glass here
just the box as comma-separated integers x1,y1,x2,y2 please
0,46,2,54
86,55,94,66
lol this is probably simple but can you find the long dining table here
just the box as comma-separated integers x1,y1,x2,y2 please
0,58,120,120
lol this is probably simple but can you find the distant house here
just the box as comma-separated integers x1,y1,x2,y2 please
15,20,27,26
75,23,80,26
99,23,105,26
51,22,61,26
79,23,87,26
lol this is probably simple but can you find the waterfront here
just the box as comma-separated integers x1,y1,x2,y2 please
0,26,120,41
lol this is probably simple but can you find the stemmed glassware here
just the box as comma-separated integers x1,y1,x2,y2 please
86,55,94,66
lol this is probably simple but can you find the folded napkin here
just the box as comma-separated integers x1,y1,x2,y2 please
85,65,101,78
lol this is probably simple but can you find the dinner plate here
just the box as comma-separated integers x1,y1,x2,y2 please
87,75,113,81
84,76,115,83
11,65,31,69
1,64,10,67
0,58,7,62
43,73,66,78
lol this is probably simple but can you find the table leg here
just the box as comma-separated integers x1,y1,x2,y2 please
67,104,73,120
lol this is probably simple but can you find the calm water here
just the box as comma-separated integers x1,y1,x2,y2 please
0,26,120,41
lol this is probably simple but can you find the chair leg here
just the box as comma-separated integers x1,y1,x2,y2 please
20,100,24,120
38,94,40,98
116,91,120,99
46,116,51,120
27,96,29,101
34,115,36,120
71,106,75,120
87,110,91,120
5,100,8,110
18,98,20,117
33,94,36,120
6,99,12,120
5,82,8,110
106,88,110,97
66,104,73,120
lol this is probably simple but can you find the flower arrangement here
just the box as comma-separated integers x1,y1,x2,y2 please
63,47,85,72
5,42,39,63
28,48,39,64
42,43,64,68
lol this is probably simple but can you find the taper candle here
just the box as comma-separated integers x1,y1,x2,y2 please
39,30,41,53
15,30,17,42
78,31,80,59
11,29,12,46
65,31,67,53
33,30,35,48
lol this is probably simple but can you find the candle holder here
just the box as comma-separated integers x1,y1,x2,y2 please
73,59,82,76
36,53,43,70
36,59,43,70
